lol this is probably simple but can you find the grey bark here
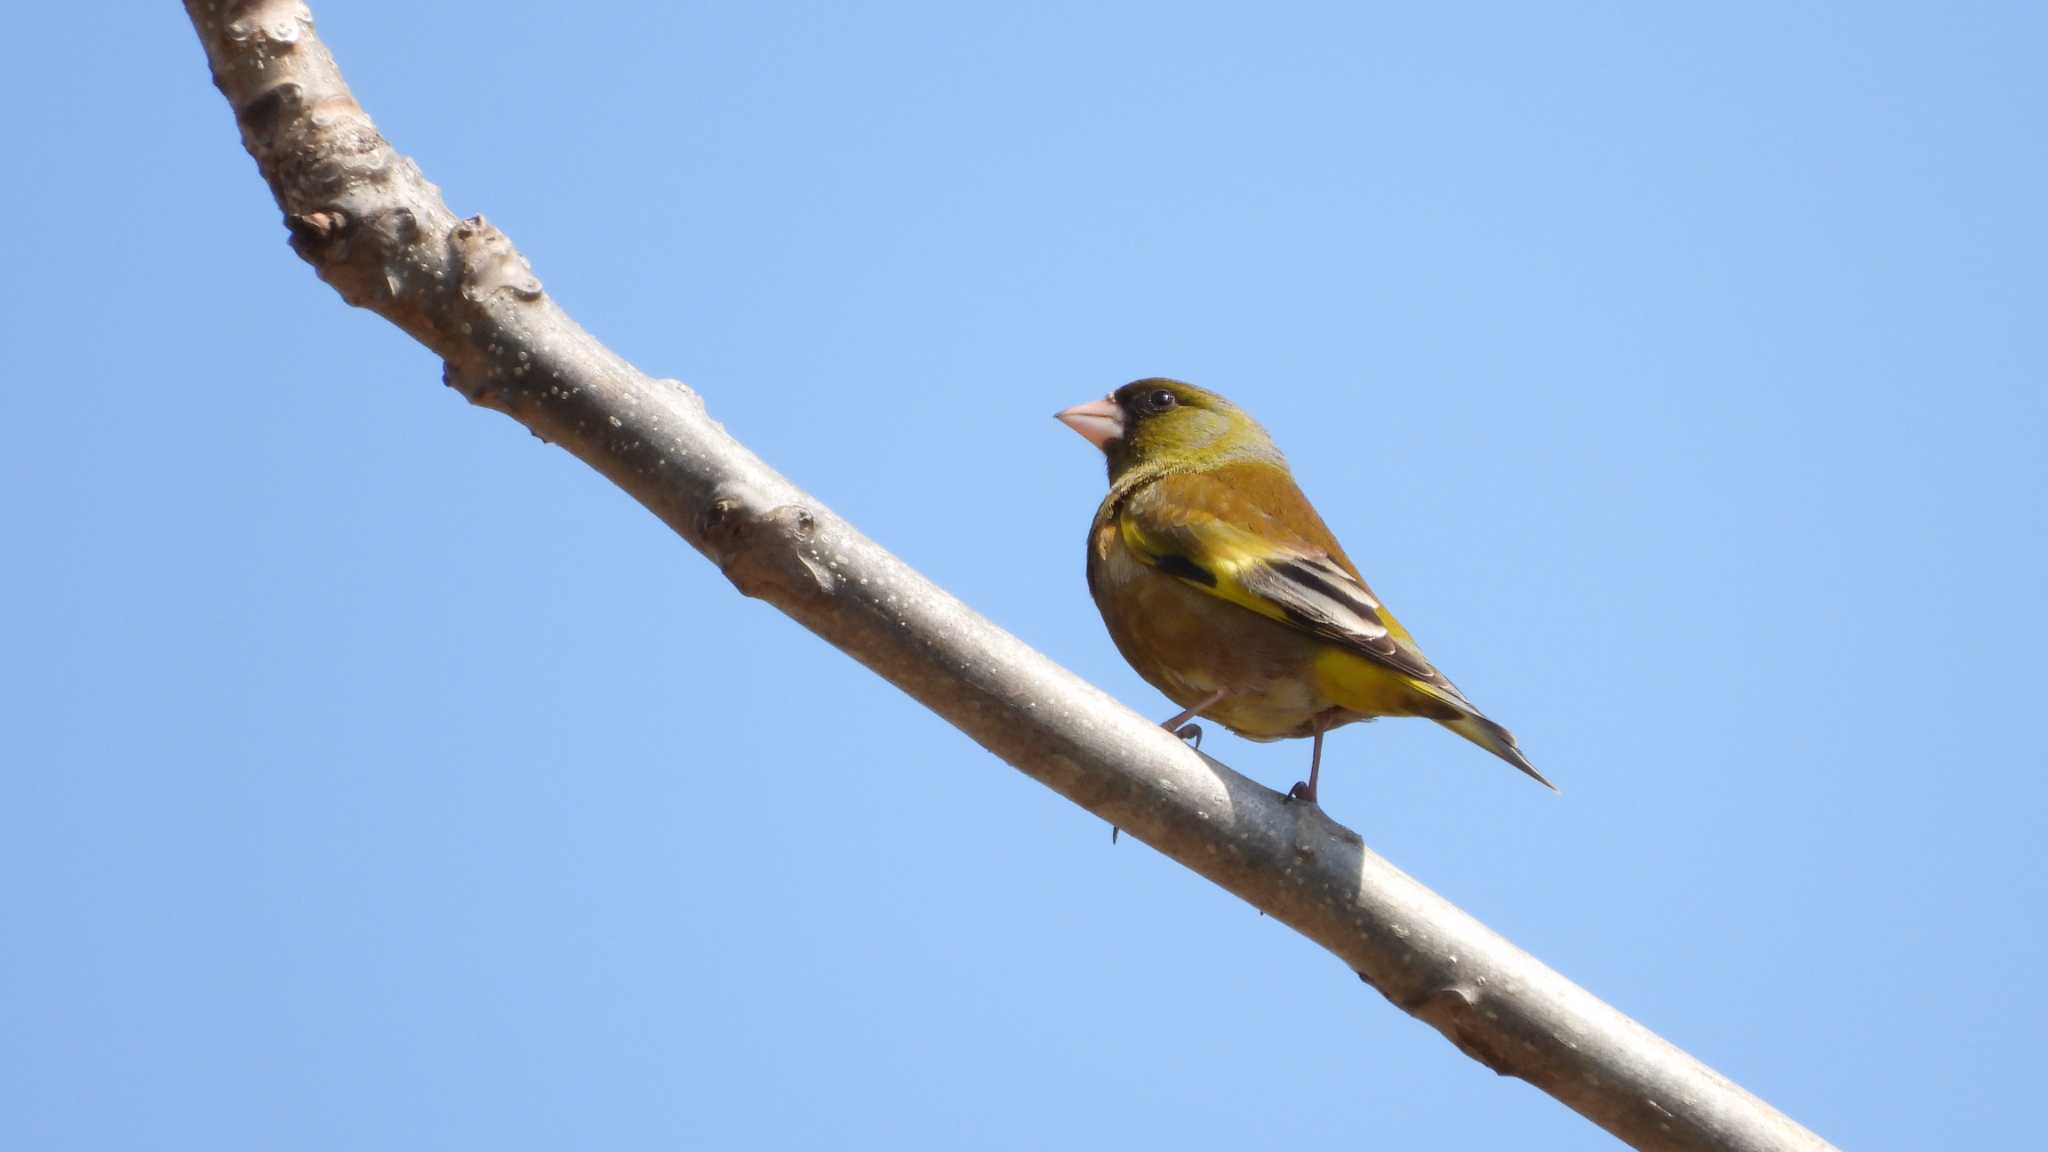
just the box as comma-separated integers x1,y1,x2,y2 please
182,4,1838,1150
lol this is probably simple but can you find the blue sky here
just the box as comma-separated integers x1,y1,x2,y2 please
3,3,2043,1148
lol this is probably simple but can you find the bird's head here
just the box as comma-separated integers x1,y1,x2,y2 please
1057,378,1279,484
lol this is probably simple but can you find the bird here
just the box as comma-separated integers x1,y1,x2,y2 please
1056,377,1553,804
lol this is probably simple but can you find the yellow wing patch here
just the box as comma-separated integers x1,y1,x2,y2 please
1115,504,1454,689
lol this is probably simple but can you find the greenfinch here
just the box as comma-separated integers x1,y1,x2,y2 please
1058,378,1552,802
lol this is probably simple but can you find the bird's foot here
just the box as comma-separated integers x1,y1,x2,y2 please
1155,692,1224,748
1286,780,1319,804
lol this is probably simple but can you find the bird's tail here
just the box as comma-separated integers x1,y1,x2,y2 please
1442,712,1557,791
1313,647,1556,790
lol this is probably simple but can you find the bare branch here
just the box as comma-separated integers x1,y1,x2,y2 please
182,4,1836,1150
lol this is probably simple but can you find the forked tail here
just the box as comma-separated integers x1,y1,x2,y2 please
1443,713,1557,791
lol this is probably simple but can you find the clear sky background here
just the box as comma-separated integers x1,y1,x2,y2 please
3,3,2043,1149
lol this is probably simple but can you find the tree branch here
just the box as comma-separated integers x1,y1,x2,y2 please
182,4,1836,1150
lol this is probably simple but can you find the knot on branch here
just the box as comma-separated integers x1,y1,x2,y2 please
285,208,349,244
438,217,548,401
700,492,837,603
230,55,411,310
238,80,305,152
452,216,544,304
1407,984,1520,1078
283,203,419,308
226,0,315,49
236,79,384,194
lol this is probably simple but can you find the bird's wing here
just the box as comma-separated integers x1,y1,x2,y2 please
1116,469,1471,705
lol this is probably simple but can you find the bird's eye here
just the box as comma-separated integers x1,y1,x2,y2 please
1145,388,1178,412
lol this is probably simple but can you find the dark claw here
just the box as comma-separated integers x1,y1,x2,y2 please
1174,723,1203,749
1286,781,1319,804
1111,824,1121,844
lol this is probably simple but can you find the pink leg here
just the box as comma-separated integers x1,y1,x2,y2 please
1160,688,1228,745
1288,722,1326,804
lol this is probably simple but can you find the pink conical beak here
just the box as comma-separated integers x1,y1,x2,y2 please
1056,397,1124,450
